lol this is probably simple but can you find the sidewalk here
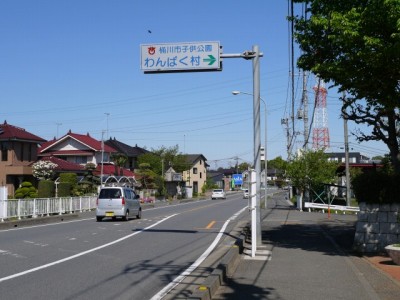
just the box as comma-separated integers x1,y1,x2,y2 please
214,194,400,300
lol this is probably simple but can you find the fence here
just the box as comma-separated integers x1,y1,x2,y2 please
304,202,360,213
0,196,97,221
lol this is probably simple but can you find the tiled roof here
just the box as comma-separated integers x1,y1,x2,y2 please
184,154,208,166
0,120,46,143
39,131,117,154
38,150,93,157
39,156,86,172
105,138,149,156
94,164,135,176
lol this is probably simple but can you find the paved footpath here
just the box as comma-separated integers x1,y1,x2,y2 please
214,193,400,300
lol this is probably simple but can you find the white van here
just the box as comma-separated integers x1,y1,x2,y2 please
96,187,142,222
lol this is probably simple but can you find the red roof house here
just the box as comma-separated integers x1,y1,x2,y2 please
38,130,117,168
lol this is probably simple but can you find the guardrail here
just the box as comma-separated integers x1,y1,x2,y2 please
304,202,360,214
0,196,97,221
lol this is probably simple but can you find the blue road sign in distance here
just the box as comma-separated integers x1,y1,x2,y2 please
232,174,243,185
141,41,221,73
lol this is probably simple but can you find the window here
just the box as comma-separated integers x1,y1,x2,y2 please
103,153,110,162
28,144,33,161
75,156,88,164
193,167,198,174
1,143,8,161
20,143,24,161
200,172,202,179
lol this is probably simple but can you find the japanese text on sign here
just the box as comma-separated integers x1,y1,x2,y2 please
141,41,221,73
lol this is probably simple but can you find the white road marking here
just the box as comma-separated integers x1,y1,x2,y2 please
150,207,247,300
0,249,25,259
23,241,49,247
0,214,178,283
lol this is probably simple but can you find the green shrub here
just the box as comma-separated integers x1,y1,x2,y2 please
38,180,55,198
352,171,400,203
60,173,77,189
58,182,72,197
14,182,38,198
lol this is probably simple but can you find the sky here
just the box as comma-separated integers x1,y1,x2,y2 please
0,0,388,169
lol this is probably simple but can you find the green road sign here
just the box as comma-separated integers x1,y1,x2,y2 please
141,41,221,73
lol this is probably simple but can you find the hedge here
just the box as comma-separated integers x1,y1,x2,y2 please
352,171,400,203
38,180,55,198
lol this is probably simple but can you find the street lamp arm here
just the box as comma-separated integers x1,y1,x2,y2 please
231,90,268,210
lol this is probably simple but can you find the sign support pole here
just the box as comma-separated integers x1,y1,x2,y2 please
222,46,263,254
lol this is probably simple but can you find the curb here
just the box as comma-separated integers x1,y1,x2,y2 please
188,235,245,300
0,213,80,230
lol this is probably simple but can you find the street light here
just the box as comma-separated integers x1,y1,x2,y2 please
232,91,268,210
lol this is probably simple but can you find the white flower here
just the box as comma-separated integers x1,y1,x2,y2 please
32,160,58,180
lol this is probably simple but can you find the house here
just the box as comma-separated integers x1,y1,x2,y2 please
104,137,149,171
38,130,116,167
182,154,208,196
327,152,371,164
207,170,230,190
0,121,46,196
38,131,141,187
164,166,184,197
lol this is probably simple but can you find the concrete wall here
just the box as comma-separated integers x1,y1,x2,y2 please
353,203,400,253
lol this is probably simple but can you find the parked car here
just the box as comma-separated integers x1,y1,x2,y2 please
243,189,249,199
211,189,226,200
96,187,142,222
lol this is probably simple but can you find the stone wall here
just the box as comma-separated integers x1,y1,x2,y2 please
353,203,400,253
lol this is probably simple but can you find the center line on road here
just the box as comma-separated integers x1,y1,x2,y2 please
0,214,179,283
205,220,216,229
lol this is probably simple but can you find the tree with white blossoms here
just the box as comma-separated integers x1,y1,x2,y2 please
32,160,58,180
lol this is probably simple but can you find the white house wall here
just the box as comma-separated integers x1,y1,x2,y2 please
54,138,92,151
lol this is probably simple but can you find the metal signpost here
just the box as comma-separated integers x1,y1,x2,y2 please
142,41,263,257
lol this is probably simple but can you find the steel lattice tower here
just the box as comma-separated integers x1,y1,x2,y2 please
312,79,330,150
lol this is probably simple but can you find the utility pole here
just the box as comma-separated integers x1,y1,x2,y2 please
302,71,309,149
100,130,105,187
235,156,239,174
56,123,62,139
104,113,110,140
343,92,351,206
281,118,290,159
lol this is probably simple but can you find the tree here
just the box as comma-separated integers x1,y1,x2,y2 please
292,0,400,173
77,163,100,195
237,162,251,173
138,145,188,175
136,163,159,190
268,156,288,174
111,153,128,176
286,149,339,209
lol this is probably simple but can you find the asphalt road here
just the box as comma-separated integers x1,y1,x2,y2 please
0,192,250,300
